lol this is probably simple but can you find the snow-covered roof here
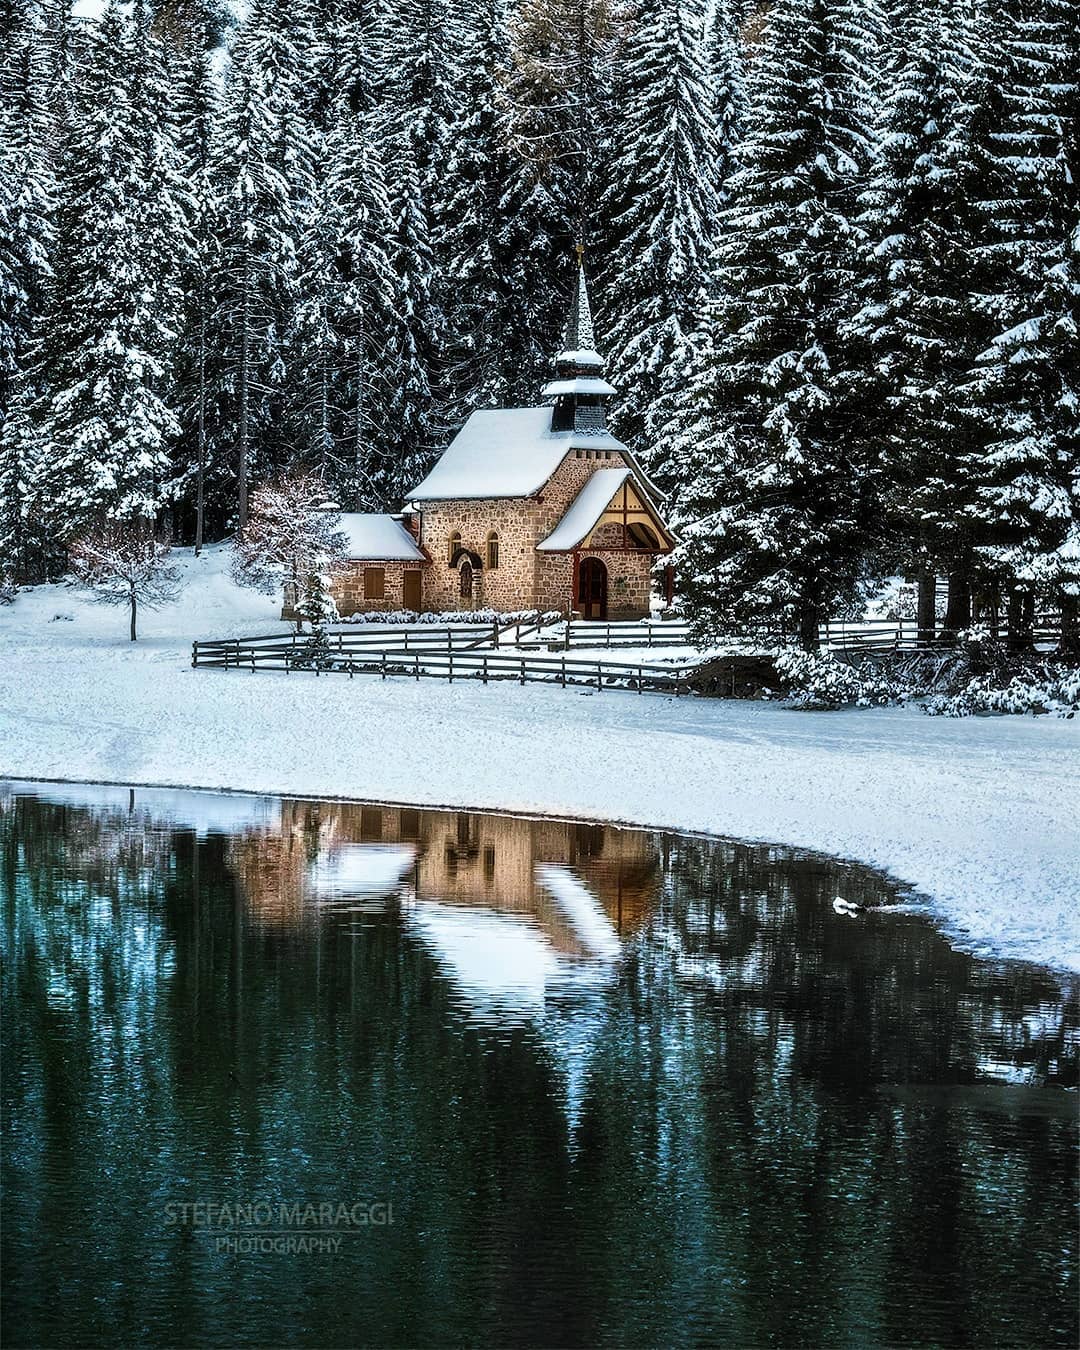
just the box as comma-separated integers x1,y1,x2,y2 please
406,407,627,501
559,348,604,369
541,376,618,398
337,513,425,561
537,468,630,552
309,844,416,901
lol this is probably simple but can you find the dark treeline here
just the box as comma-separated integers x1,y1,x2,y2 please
0,0,1077,642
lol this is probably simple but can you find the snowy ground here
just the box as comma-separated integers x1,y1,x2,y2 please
2,546,1078,973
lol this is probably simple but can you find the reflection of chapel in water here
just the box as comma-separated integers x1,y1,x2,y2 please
231,800,663,948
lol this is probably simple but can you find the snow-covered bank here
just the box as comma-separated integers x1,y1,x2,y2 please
2,547,1078,972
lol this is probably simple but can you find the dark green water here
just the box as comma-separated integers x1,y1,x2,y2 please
1,782,1077,1350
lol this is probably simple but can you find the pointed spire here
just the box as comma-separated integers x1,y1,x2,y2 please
563,245,598,355
543,245,617,428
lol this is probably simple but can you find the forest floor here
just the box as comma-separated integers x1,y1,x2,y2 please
1,545,1078,973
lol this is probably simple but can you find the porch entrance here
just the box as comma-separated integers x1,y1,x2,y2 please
578,557,608,620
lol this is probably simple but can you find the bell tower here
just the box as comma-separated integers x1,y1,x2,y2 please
543,247,617,433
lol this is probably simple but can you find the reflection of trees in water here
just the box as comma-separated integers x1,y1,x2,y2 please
2,789,1077,1349
650,835,1078,1090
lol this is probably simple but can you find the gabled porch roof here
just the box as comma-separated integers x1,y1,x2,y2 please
537,468,674,553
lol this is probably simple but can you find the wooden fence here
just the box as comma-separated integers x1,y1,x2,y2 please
192,635,695,694
192,624,497,669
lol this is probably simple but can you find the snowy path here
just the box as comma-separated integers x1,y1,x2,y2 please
2,547,1078,972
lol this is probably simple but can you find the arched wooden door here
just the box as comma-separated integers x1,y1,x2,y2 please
578,557,608,620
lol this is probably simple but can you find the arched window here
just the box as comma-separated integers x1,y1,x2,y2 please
628,521,660,550
486,532,499,570
448,531,461,565
459,559,474,600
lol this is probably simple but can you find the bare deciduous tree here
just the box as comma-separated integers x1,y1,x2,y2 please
68,522,182,642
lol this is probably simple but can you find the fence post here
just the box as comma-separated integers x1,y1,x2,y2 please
561,656,566,688
191,642,197,669
638,664,643,693
404,630,409,652
414,653,420,681
449,649,454,683
597,661,602,692
381,653,387,680
482,655,488,685
520,658,525,686
250,651,255,673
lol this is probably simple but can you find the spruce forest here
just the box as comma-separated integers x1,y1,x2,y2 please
0,0,1077,643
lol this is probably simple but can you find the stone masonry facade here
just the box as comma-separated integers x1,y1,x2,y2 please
285,561,425,620
417,449,659,619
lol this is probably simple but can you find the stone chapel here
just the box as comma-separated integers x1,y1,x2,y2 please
311,259,675,621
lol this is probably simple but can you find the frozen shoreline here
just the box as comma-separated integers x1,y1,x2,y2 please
2,547,1078,974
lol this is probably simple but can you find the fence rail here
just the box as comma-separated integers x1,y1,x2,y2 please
193,623,498,665
192,637,697,694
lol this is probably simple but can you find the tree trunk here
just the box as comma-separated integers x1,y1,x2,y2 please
797,603,819,653
1007,588,1034,653
917,567,936,646
943,568,971,638
354,313,366,511
194,268,207,556
130,587,137,642
237,253,251,529
1060,593,1079,659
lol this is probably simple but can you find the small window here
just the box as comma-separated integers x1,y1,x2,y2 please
448,531,461,565
459,559,473,599
486,532,499,570
363,566,385,600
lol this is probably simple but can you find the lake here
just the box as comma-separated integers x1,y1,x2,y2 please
1,781,1076,1348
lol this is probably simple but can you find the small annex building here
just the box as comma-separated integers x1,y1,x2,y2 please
312,260,675,621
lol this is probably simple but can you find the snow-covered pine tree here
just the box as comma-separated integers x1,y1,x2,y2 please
438,0,516,422
19,2,182,551
376,0,454,449
843,0,975,636
956,0,1080,648
383,134,440,495
703,0,747,203
0,2,54,577
169,38,220,552
211,0,309,527
313,20,407,509
676,0,880,649
599,0,722,473
500,0,626,396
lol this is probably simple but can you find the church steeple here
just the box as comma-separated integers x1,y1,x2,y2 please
543,247,617,433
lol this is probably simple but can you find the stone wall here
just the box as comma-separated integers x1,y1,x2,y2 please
418,497,539,613
418,446,645,614
281,561,427,620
